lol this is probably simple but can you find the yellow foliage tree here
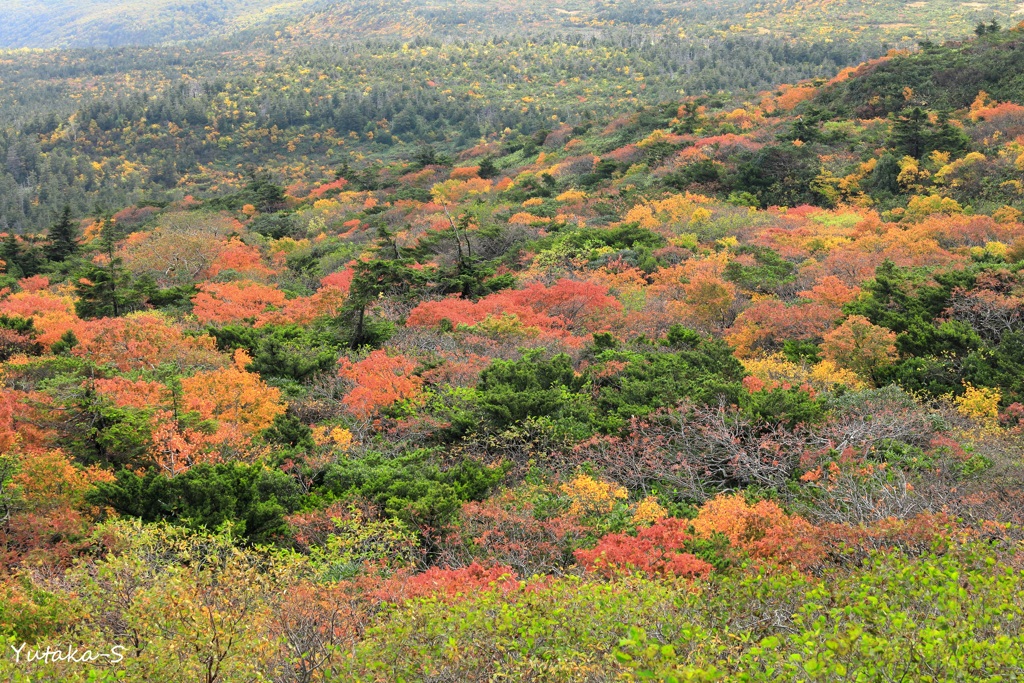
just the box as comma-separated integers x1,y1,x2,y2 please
954,383,1001,431
903,194,963,222
560,475,627,517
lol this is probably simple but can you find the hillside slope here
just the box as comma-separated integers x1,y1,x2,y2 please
0,0,1021,48
818,29,1024,117
1,21,1024,683
0,0,315,48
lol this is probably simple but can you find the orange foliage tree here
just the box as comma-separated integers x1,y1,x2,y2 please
0,390,19,453
17,275,50,293
2,449,113,570
192,280,288,325
9,449,114,512
0,289,80,348
148,409,221,478
820,315,899,378
406,279,621,339
691,493,822,570
673,274,737,333
337,350,422,420
254,286,347,328
180,350,287,451
93,377,172,410
75,312,224,372
726,299,838,356
209,238,277,280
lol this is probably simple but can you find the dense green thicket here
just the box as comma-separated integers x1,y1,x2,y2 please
90,463,302,543
341,546,1024,681
818,29,1024,118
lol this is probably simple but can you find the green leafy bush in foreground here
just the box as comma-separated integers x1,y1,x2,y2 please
338,545,1024,682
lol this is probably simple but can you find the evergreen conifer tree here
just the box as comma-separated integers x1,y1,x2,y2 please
44,205,79,263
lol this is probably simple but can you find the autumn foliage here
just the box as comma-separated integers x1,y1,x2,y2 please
192,280,288,325
337,350,422,419
407,279,621,341
575,518,713,579
2,23,1024,682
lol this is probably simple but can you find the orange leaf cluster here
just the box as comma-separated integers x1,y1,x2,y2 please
820,314,898,378
406,279,621,339
306,176,350,200
255,286,347,327
767,85,818,112
180,357,286,449
148,408,223,477
0,290,80,348
337,350,422,420
192,280,288,325
319,267,355,296
726,299,839,356
449,166,480,179
75,312,224,372
17,275,50,293
209,239,277,280
692,493,823,570
93,377,171,409
10,449,115,512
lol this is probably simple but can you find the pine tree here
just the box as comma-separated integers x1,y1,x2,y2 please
44,205,79,263
414,145,438,168
477,157,498,179
0,234,22,278
870,154,901,195
341,230,429,348
245,171,285,213
928,110,970,154
73,221,147,318
890,107,929,159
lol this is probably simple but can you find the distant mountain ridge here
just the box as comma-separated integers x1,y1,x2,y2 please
1,0,1022,49
0,0,318,49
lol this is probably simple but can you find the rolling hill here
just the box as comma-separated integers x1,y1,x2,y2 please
0,0,1022,48
0,0,316,48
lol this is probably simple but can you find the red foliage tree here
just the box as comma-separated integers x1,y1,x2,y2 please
575,518,713,579
376,562,519,603
306,177,350,200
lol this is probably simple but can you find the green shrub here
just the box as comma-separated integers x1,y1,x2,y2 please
592,326,746,431
320,450,504,530
475,351,594,437
89,463,302,543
